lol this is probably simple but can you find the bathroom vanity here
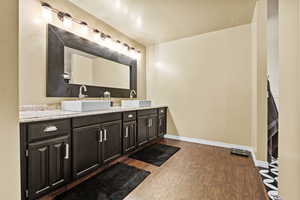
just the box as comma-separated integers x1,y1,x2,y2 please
18,23,168,200
20,106,167,200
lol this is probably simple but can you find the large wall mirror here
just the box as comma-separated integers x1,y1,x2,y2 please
47,24,137,98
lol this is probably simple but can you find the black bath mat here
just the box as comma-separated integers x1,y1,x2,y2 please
55,163,150,200
129,143,180,166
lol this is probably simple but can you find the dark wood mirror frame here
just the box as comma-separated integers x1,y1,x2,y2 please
47,24,137,98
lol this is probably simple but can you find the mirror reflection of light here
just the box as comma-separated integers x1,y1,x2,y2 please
33,18,42,25
136,16,142,27
155,61,176,76
115,0,121,9
156,62,162,68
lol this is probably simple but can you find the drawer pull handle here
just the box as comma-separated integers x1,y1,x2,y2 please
65,144,69,160
43,126,58,133
36,186,50,194
128,114,133,118
125,127,129,138
148,119,152,127
98,129,103,143
104,129,107,141
52,179,64,186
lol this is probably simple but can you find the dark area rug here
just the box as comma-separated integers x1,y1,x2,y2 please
55,163,150,200
129,143,180,166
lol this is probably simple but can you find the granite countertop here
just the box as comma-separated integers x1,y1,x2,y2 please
19,105,167,123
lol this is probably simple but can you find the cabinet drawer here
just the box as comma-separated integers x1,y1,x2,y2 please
28,119,71,142
73,113,122,128
123,111,136,122
158,107,167,116
137,109,157,116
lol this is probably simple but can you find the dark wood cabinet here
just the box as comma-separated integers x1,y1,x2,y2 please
28,136,70,199
158,115,167,137
20,107,167,200
148,116,158,141
137,110,159,146
137,115,149,146
72,125,102,179
73,121,122,177
123,121,137,153
102,120,122,164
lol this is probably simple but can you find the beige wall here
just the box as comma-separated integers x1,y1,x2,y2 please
267,0,279,105
279,0,300,199
19,0,146,105
147,24,254,146
0,0,20,199
251,0,268,161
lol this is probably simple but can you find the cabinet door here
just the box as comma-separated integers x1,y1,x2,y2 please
73,125,102,179
102,120,122,164
28,136,70,199
49,137,71,187
123,121,137,154
148,116,158,141
158,115,167,137
137,116,149,146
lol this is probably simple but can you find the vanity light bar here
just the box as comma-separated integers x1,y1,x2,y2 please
40,2,142,60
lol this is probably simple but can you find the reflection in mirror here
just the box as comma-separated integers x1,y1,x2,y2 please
64,47,130,89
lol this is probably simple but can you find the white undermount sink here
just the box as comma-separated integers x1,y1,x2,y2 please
61,100,111,112
121,100,152,108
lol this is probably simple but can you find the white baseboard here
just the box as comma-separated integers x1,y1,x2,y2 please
164,134,269,168
255,160,269,168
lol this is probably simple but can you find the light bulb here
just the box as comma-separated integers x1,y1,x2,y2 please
136,51,142,60
104,35,113,48
63,13,72,28
121,44,129,55
129,48,136,59
80,21,89,35
114,40,122,52
41,3,53,22
93,29,100,41
110,40,118,51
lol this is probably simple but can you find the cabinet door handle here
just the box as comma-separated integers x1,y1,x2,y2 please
150,119,153,127
64,143,69,160
125,126,129,138
104,129,107,141
43,125,58,133
36,186,50,194
98,129,103,143
159,119,162,126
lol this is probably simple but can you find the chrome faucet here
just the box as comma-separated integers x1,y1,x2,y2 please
104,90,111,99
130,90,137,98
79,85,88,98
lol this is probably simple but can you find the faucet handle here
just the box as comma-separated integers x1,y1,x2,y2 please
130,90,137,98
79,85,88,98
104,91,111,99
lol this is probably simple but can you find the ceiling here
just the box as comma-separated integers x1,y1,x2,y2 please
69,0,257,46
